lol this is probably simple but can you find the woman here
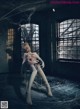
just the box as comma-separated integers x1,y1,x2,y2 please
22,42,52,105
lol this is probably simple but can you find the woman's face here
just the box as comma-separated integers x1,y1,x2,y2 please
24,45,31,53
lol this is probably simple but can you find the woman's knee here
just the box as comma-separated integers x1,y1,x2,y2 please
33,69,37,74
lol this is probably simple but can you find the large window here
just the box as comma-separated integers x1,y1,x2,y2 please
6,28,14,60
21,24,39,54
57,19,80,62
7,28,14,49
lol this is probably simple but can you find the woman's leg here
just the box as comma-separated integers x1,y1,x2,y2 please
37,65,52,96
27,65,37,105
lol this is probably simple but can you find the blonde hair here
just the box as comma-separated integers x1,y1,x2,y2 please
22,42,31,52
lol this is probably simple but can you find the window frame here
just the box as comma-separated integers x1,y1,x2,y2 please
21,23,39,54
56,19,80,62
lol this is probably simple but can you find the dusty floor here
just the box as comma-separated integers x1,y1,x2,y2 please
0,74,80,109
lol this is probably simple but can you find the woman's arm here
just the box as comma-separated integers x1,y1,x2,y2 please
34,52,45,68
22,53,27,64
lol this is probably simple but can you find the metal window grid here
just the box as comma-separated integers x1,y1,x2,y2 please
57,19,80,61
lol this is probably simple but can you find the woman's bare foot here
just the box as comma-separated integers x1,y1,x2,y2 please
27,94,32,105
46,86,53,97
47,90,53,97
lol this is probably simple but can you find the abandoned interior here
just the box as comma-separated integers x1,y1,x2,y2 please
0,0,80,109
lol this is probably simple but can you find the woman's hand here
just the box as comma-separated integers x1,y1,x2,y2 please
41,62,45,68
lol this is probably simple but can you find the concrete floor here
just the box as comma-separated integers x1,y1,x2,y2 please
0,74,80,109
